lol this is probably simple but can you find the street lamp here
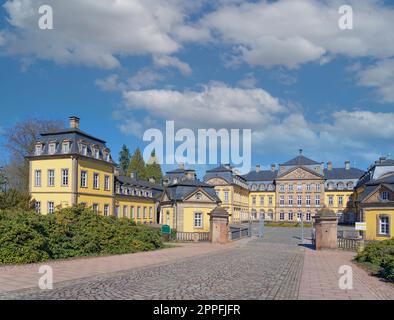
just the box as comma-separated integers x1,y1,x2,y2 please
301,211,304,244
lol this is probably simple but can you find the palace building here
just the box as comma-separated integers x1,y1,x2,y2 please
28,116,393,240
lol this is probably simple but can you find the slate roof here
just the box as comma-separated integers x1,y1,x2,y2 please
324,168,364,180
366,172,394,186
242,170,278,181
115,175,163,198
29,128,115,164
164,180,220,202
281,155,320,166
377,159,394,166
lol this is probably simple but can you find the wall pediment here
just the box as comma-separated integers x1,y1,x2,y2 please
206,177,229,186
278,167,323,181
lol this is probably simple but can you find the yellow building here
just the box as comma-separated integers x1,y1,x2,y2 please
159,177,221,233
27,116,161,224
203,165,249,223
355,157,394,240
243,164,276,221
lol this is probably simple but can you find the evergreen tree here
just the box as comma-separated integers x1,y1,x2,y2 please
118,144,131,175
0,167,7,192
127,148,146,180
145,150,163,183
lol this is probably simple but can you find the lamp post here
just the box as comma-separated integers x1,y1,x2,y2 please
301,211,304,244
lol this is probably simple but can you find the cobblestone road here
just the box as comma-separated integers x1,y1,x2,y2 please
1,237,304,300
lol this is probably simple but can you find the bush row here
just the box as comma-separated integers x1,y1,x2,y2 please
0,205,163,264
356,238,394,282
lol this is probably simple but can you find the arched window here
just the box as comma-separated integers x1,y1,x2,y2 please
327,182,334,190
347,182,354,189
259,184,265,191
337,182,344,190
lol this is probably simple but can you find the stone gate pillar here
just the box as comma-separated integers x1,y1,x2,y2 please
314,207,338,250
209,207,229,244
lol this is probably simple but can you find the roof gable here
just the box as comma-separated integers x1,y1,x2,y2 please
277,166,324,180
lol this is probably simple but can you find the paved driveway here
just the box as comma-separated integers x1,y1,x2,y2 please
1,226,393,300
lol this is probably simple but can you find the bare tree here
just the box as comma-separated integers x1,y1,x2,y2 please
2,118,64,191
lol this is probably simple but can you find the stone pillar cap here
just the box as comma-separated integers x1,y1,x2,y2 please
208,206,229,218
315,207,337,219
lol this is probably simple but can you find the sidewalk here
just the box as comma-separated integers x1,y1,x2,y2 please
0,240,243,294
299,248,394,300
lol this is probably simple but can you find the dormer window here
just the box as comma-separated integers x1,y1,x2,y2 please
380,191,389,201
35,144,43,155
62,142,70,154
195,192,202,200
81,144,87,156
94,149,100,160
48,143,56,155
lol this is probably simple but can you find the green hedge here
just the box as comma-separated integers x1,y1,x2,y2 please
0,205,163,264
356,238,394,282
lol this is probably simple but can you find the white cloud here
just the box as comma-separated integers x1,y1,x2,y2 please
201,0,394,68
356,59,394,103
1,0,190,68
127,69,165,90
122,83,287,129
118,83,394,165
95,74,122,92
153,55,192,75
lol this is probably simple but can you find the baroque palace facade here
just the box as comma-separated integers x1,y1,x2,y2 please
28,117,393,240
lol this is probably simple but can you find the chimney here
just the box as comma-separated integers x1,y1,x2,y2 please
130,171,138,180
149,177,156,184
256,164,261,173
327,161,333,171
379,156,387,164
69,116,80,129
271,164,276,172
345,161,350,170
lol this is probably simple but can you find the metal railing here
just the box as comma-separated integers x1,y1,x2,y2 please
229,224,250,240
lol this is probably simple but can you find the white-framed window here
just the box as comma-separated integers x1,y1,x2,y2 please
338,196,343,206
297,211,302,220
62,142,70,154
80,171,88,188
224,191,229,203
297,184,302,192
143,207,147,219
123,205,128,218
280,212,285,221
297,195,302,206
166,210,170,225
48,143,56,155
93,203,99,214
306,184,311,191
48,169,55,187
306,195,311,206
288,212,293,221
315,194,321,206
104,175,110,191
35,144,43,155
93,173,99,189
104,204,110,216
279,195,285,206
268,196,273,205
149,207,153,219
35,201,41,213
105,153,110,162
115,205,120,217
380,191,389,201
194,212,203,228
48,201,54,214
130,206,135,219
328,195,334,206
316,184,321,192
306,212,311,221
137,207,141,219
288,195,293,205
35,170,42,187
252,196,256,205
379,216,390,235
260,196,264,205
288,184,294,192
279,184,285,192
61,169,69,186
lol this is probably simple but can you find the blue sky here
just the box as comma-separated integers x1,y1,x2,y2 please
1,0,394,177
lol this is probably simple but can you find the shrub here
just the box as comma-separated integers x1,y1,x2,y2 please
0,205,163,264
356,238,394,282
